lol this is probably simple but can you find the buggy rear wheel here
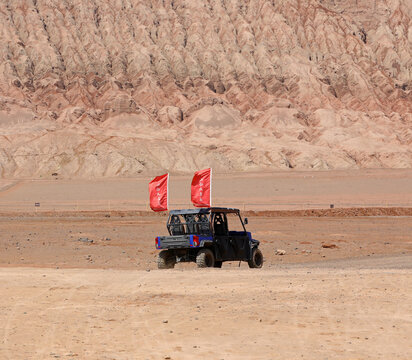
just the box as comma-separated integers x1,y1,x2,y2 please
157,250,176,269
248,248,263,268
196,249,215,268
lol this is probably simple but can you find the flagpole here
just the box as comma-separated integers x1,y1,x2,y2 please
167,173,169,210
210,168,212,207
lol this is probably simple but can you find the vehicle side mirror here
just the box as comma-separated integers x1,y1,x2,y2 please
244,218,248,225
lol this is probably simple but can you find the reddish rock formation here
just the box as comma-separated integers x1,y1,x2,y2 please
0,0,410,177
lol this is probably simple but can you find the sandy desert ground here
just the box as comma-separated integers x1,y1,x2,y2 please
1,263,411,360
0,170,411,359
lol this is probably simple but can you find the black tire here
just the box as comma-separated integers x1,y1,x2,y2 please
157,250,176,269
196,248,215,268
248,248,263,268
214,261,223,268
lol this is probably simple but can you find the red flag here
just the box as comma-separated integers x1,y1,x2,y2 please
149,173,169,212
191,168,212,208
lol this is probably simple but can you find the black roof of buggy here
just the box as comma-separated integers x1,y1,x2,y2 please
169,207,240,215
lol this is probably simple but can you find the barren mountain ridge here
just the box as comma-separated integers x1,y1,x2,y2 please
0,0,411,177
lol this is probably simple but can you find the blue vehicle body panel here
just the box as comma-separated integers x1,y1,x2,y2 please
189,235,213,247
156,234,214,249
229,231,252,239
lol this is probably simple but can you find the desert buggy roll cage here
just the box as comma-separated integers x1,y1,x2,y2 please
166,208,246,236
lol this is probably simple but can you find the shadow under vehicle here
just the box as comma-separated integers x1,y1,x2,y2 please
155,207,263,269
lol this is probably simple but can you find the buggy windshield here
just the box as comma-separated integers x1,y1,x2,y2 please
167,213,211,236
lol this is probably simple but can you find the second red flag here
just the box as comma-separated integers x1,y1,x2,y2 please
191,168,212,207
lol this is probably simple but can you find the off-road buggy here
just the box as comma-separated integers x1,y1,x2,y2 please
155,207,263,269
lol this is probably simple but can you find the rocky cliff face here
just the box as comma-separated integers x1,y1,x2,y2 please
0,0,411,177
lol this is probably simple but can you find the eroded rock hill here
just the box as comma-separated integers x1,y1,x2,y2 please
0,0,411,177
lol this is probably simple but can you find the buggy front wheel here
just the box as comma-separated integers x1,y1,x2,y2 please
248,248,263,268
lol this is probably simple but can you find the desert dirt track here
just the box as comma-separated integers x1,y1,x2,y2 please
1,169,412,211
1,263,411,360
0,170,411,359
